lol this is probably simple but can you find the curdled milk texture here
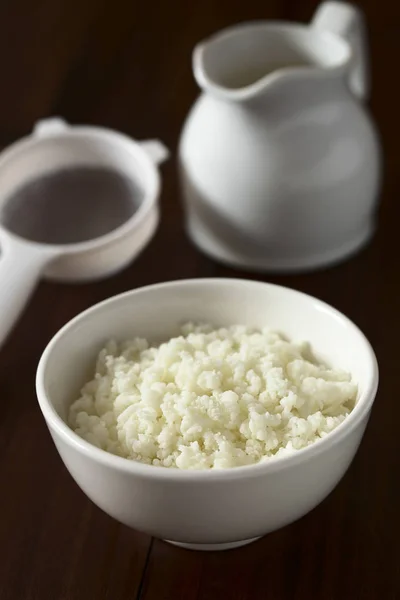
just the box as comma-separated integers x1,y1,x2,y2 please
68,324,357,469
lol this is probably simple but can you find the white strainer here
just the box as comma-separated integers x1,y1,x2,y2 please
0,118,168,347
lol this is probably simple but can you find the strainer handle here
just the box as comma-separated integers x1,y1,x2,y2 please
0,235,54,348
33,117,69,137
139,140,170,165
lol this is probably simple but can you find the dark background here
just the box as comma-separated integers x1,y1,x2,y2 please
0,0,397,598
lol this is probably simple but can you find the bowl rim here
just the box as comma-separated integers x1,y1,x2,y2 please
36,278,379,481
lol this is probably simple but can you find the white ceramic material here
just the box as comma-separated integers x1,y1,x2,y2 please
36,278,378,551
179,2,381,273
0,118,168,347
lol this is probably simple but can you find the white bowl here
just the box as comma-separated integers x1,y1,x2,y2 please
36,279,378,551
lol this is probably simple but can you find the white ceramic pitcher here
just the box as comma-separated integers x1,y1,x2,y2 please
179,2,381,272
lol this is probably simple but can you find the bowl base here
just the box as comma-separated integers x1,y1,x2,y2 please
164,536,261,551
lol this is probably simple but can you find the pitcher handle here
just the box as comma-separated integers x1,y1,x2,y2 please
312,2,369,101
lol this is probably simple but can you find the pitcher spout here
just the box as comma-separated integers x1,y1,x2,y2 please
193,33,273,102
193,26,279,102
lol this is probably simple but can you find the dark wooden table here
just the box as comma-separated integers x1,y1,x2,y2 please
0,0,398,598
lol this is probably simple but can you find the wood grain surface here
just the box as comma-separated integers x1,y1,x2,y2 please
0,0,397,598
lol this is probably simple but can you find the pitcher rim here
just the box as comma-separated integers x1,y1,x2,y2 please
193,21,352,101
